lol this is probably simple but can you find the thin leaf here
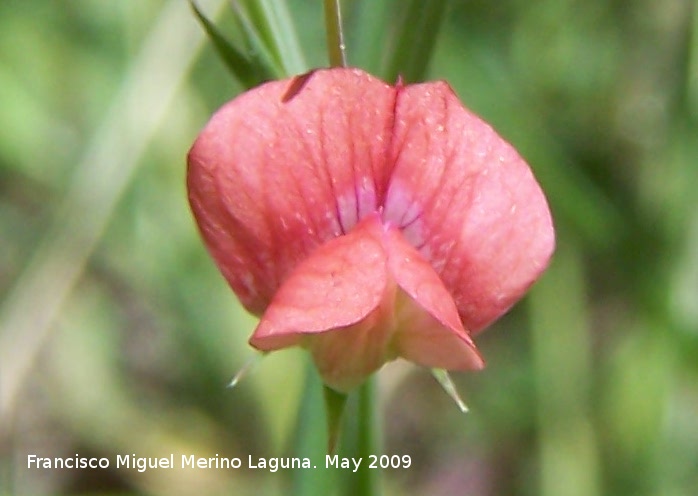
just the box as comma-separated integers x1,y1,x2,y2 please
349,0,395,73
238,0,307,75
261,0,307,74
431,368,469,413
235,0,281,67
228,1,286,78
529,243,601,496
383,0,449,83
190,0,277,87
324,0,347,67
226,352,265,388
323,384,348,454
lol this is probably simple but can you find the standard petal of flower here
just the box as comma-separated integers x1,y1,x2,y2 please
187,69,396,315
384,81,555,333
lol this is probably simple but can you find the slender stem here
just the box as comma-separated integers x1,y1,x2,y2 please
323,385,348,455
323,0,346,67
290,361,335,495
354,377,380,495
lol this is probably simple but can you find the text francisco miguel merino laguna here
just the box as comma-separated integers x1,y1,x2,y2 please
25,453,397,473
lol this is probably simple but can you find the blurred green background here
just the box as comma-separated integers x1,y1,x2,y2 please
1,0,697,495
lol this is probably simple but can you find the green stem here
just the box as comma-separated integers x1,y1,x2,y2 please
355,378,380,495
323,0,346,67
290,361,335,496
323,385,348,455
339,377,380,496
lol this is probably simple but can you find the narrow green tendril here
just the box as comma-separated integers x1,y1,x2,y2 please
323,0,346,67
227,352,266,388
323,385,348,455
431,368,469,413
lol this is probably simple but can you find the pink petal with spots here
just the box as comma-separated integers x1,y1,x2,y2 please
188,67,554,389
384,81,555,333
187,69,395,315
250,216,483,392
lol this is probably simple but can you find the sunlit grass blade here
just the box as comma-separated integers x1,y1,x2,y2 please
189,0,278,87
236,0,282,68
324,0,347,67
689,0,698,116
349,0,394,73
238,0,307,75
228,1,287,77
383,0,449,82
265,0,308,73
529,242,601,496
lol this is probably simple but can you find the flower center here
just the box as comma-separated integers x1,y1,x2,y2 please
336,179,430,259
334,177,378,235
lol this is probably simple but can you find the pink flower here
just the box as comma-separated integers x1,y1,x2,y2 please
187,68,554,392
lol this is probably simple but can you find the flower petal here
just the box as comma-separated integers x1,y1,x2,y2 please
384,81,555,333
250,216,483,391
249,216,393,391
383,227,484,371
187,69,396,314
249,216,389,351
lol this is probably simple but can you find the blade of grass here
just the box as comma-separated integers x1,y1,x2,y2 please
529,241,601,496
431,368,469,413
324,0,347,67
689,0,698,116
323,385,348,455
383,0,449,82
190,0,279,86
238,0,307,75
288,361,336,496
266,0,307,73
349,0,394,73
228,1,289,77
